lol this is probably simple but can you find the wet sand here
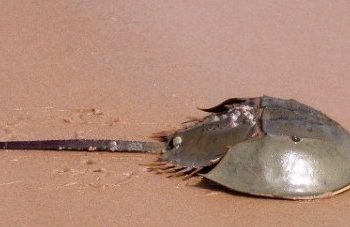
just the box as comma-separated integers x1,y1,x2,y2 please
1,1,350,226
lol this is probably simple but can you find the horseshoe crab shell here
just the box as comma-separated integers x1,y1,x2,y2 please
203,135,350,199
157,96,350,199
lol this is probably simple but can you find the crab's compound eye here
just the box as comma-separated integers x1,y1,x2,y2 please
291,136,301,143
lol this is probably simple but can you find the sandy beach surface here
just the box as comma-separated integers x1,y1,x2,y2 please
1,1,350,226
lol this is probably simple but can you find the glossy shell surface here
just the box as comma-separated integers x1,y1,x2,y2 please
203,135,350,199
157,96,350,199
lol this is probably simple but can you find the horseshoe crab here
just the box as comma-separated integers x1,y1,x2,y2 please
1,96,350,200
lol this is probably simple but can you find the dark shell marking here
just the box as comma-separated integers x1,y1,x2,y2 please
151,96,350,199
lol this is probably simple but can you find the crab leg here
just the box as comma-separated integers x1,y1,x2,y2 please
183,167,203,180
167,167,193,178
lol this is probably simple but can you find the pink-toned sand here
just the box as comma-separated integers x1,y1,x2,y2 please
1,1,350,226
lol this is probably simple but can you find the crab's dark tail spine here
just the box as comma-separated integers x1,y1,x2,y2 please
0,139,165,153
